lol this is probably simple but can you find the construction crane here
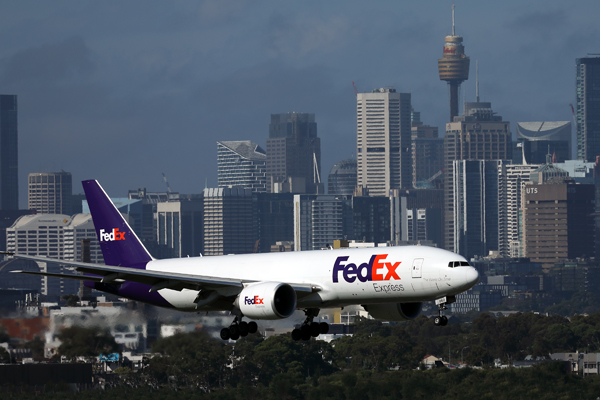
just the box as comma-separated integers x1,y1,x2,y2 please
162,173,172,194
352,81,358,96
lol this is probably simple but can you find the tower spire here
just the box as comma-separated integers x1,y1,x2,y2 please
452,4,455,36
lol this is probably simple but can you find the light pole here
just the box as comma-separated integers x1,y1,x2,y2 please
461,346,469,365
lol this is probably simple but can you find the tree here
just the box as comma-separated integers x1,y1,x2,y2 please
57,326,118,359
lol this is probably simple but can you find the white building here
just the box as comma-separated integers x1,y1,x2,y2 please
505,164,540,257
6,214,103,296
356,88,412,196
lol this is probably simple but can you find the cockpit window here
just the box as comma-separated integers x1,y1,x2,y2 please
448,261,470,268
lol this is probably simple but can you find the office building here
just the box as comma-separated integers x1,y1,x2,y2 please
157,196,204,258
328,159,357,195
412,114,443,188
255,193,294,253
217,140,267,192
452,160,506,259
6,214,102,295
203,187,254,256
516,121,571,164
293,195,352,251
357,88,412,196
576,57,600,161
0,95,18,210
406,208,442,246
523,181,595,268
28,172,73,214
266,113,321,194
443,101,512,252
351,196,390,244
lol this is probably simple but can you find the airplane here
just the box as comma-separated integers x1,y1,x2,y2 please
5,180,479,341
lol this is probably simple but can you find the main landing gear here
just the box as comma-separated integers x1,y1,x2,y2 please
434,296,456,327
220,316,258,341
291,308,330,341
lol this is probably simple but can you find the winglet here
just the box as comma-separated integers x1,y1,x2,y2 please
82,180,153,268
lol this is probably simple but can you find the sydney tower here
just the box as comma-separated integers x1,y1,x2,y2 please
438,5,470,121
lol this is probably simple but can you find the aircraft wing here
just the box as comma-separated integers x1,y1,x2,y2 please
2,252,317,294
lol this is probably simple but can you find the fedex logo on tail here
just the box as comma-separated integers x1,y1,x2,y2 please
333,255,401,283
99,228,125,242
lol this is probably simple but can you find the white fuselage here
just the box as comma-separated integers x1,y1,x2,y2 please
145,246,479,312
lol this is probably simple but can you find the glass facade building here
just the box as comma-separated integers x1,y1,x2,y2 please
0,95,18,210
576,57,600,162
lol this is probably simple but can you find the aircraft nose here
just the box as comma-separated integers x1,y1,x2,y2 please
464,267,479,288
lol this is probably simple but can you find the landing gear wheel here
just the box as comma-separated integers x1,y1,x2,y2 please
229,324,240,340
239,321,249,337
220,328,230,340
292,328,302,341
247,321,258,334
319,322,329,335
441,316,448,326
434,316,442,326
301,331,311,341
309,322,321,337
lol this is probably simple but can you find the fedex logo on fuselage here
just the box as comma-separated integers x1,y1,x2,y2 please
333,254,401,283
245,296,264,305
99,228,125,242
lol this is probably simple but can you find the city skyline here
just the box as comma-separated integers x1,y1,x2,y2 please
1,1,599,206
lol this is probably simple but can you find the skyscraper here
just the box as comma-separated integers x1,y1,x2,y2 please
516,121,571,164
328,159,357,195
28,171,72,214
443,101,512,252
411,111,442,188
266,113,321,194
576,57,600,161
356,88,412,196
217,140,267,192
0,95,18,210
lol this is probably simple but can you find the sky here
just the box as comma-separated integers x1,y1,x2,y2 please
1,0,599,207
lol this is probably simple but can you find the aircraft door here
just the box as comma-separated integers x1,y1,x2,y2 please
411,258,423,278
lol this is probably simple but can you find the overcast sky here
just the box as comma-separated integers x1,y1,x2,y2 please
2,1,599,206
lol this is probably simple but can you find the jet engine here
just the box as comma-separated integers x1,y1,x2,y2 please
237,282,297,320
362,302,422,321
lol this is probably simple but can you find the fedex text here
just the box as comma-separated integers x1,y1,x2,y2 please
333,255,401,283
245,296,264,305
99,228,125,242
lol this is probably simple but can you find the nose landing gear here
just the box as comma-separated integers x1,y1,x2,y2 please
434,296,455,327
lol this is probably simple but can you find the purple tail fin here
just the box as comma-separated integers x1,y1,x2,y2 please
82,180,152,268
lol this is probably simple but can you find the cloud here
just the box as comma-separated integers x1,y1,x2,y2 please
1,36,94,85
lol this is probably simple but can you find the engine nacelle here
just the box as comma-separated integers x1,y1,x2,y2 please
237,282,297,320
363,302,422,321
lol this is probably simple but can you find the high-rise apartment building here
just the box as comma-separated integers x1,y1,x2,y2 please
516,121,571,164
0,95,18,210
505,164,540,258
576,57,600,161
28,172,72,214
266,113,321,194
357,88,412,196
293,195,352,251
443,101,512,252
217,141,267,192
